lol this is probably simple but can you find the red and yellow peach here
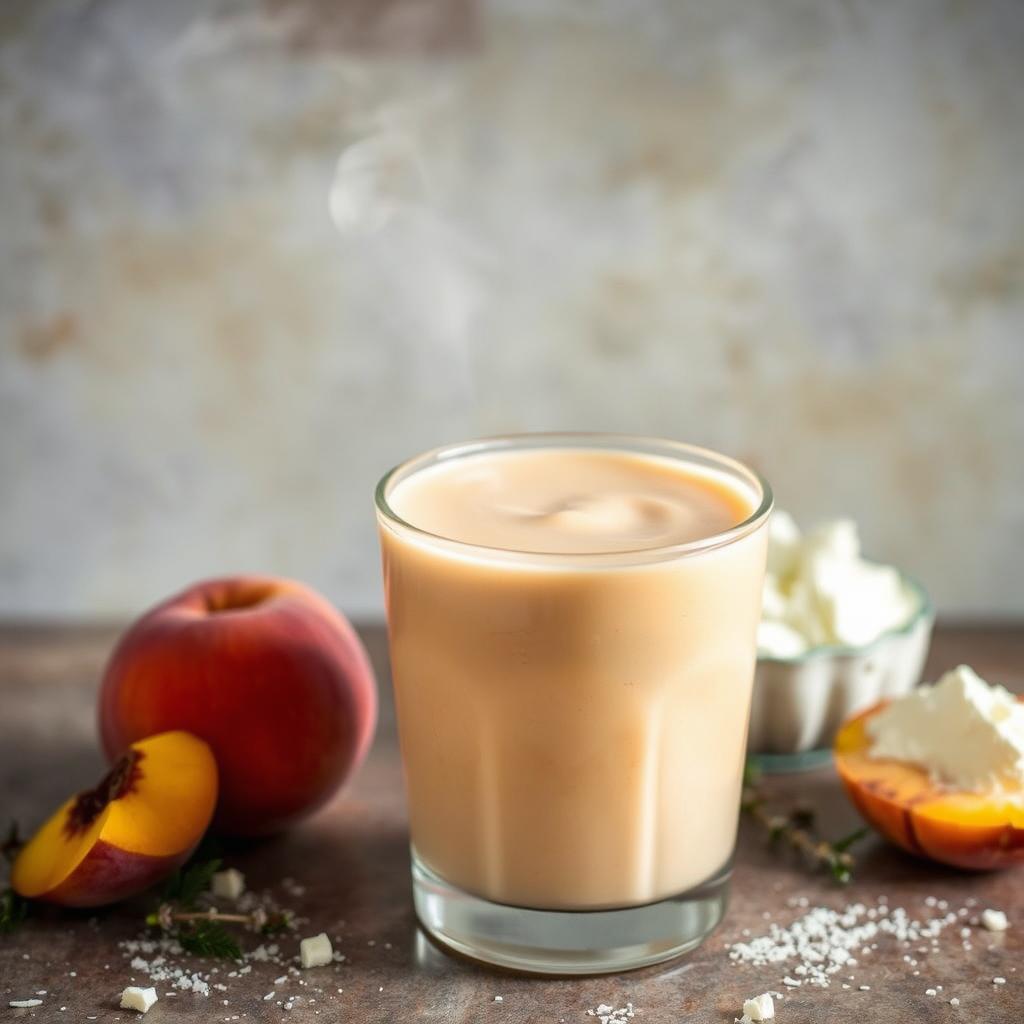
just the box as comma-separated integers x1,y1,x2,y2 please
12,731,217,907
835,701,1024,870
98,576,377,837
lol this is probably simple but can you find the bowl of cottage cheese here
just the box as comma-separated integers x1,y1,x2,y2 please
747,511,934,770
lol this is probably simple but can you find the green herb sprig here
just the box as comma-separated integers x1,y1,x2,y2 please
2,821,24,864
161,857,224,907
176,917,243,959
742,759,869,884
0,888,28,934
147,856,293,958
0,821,29,936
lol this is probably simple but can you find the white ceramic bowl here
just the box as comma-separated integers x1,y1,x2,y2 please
747,575,934,771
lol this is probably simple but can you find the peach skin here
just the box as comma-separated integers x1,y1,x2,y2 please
98,576,377,836
835,702,1024,870
12,731,217,907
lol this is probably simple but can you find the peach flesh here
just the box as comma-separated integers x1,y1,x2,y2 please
835,701,1024,870
12,731,218,907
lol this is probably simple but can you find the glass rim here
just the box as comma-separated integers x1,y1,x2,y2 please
374,432,773,565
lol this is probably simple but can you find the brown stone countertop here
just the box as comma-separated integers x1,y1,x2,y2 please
1,622,1022,1022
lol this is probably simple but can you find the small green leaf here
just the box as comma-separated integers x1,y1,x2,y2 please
832,826,869,854
828,857,852,885
162,858,222,908
177,920,242,960
261,911,293,936
0,888,29,935
1,821,23,865
742,758,761,789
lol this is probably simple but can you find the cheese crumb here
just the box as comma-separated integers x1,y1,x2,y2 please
120,987,158,1014
10,1000,44,1009
867,665,1024,791
950,998,960,1007
584,1004,634,1023
742,992,775,1021
300,932,334,969
211,868,246,901
993,977,1006,985
982,909,1009,932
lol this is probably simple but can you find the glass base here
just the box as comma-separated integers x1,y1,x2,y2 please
411,851,729,975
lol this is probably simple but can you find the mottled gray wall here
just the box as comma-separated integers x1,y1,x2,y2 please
2,0,1022,619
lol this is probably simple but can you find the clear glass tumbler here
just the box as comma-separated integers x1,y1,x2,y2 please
375,434,771,974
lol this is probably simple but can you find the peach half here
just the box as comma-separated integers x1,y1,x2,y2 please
12,731,217,907
834,702,1024,870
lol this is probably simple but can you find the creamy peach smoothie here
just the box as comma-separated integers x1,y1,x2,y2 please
377,439,769,911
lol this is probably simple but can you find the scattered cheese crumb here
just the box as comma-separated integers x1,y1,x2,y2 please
300,933,334,969
950,998,960,1007
925,988,937,996
993,977,1006,985
211,868,246,901
585,1004,634,1024
742,992,775,1021
729,896,980,992
120,987,158,1014
10,1000,44,1009
982,909,1009,932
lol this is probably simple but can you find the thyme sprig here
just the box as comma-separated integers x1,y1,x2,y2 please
147,856,293,958
742,760,869,884
146,902,293,934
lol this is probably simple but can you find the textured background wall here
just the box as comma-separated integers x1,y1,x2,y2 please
1,0,1022,620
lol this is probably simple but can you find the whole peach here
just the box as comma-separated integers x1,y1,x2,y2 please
98,576,377,836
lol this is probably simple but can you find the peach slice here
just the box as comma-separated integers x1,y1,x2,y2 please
834,702,1024,870
12,731,217,907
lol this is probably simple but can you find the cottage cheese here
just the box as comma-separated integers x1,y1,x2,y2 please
758,512,919,657
119,987,158,1013
867,665,1024,791
299,932,334,969
211,868,246,901
741,992,775,1021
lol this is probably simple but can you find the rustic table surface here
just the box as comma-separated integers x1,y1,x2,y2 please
1,623,1022,1023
